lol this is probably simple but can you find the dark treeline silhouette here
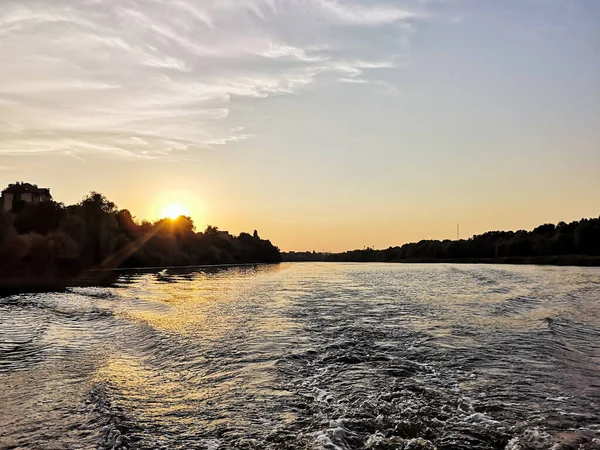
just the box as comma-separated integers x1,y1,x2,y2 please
326,217,600,266
0,192,281,291
282,251,330,262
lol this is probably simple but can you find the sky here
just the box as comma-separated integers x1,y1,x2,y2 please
0,0,598,252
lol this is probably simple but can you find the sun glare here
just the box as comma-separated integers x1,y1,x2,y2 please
160,203,190,220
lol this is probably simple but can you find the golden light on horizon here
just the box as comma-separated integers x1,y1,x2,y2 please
160,203,191,220
152,189,208,228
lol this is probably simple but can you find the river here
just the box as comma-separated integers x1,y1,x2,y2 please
1,263,599,449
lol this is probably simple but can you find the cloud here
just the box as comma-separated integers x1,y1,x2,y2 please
0,0,416,159
316,0,416,25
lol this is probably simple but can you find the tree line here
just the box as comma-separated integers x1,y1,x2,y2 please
282,251,330,262
325,217,600,265
0,192,281,286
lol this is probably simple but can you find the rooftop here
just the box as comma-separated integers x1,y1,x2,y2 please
2,182,51,196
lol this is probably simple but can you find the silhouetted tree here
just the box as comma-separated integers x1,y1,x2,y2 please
14,201,65,235
204,225,219,235
326,216,600,265
0,192,282,288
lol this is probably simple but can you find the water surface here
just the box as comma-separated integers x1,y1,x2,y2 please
1,263,599,449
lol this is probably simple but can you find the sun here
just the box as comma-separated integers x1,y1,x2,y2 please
160,203,191,220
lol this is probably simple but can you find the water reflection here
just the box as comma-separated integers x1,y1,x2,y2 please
1,263,599,449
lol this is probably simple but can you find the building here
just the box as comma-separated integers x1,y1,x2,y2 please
1,182,52,212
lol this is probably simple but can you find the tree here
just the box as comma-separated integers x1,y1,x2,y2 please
14,201,65,235
80,192,117,215
1,190,283,286
204,225,219,235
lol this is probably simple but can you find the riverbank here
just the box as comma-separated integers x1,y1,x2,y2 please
285,254,600,266
0,272,119,296
0,262,280,296
3,256,600,295
387,255,600,266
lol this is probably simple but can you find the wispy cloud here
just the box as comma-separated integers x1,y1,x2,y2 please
0,0,417,159
316,0,416,25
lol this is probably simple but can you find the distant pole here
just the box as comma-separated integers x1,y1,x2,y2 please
457,224,460,240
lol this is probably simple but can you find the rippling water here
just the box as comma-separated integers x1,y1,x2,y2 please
1,263,600,450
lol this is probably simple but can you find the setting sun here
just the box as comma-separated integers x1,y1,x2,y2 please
160,203,190,220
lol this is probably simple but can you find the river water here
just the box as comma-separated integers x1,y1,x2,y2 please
1,263,599,450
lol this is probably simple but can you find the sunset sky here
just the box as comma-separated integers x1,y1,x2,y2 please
0,0,598,252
